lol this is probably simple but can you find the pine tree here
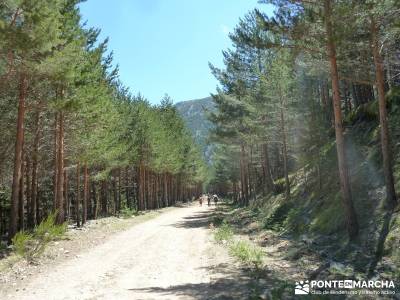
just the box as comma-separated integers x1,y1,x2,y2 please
2,0,64,240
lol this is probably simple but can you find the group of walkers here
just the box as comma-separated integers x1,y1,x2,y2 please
199,194,219,206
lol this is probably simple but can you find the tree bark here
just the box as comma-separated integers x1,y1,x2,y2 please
240,143,249,206
53,113,59,212
94,182,99,220
30,108,40,227
262,143,275,193
76,162,80,227
117,168,121,213
112,175,117,214
9,73,27,241
278,90,290,199
18,147,25,231
88,180,94,219
55,111,65,224
63,168,69,220
249,146,257,202
101,180,107,216
325,0,358,239
138,164,142,210
164,173,168,207
26,155,31,228
125,167,130,209
82,164,88,224
239,145,245,206
370,18,397,209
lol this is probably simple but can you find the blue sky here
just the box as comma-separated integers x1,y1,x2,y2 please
79,0,272,104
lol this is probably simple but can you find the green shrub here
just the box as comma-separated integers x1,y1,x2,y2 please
310,194,344,234
229,240,264,270
214,221,234,243
211,215,224,227
119,207,137,218
283,207,309,235
12,212,66,262
387,86,400,112
35,212,67,242
270,282,292,300
273,180,286,194
0,241,8,252
12,231,34,258
346,101,379,125
263,200,293,231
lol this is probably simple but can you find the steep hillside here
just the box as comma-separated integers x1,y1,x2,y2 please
216,97,400,287
175,97,215,162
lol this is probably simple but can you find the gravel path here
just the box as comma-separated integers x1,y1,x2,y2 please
2,204,249,300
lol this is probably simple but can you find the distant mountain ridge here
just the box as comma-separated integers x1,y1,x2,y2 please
175,96,215,162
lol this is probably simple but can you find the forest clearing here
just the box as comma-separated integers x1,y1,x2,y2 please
1,0,400,299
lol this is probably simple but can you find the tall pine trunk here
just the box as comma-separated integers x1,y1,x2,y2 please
18,147,25,231
29,107,40,226
138,164,142,210
76,162,81,227
53,114,59,212
82,164,88,224
243,146,250,205
26,155,31,228
262,143,275,193
93,183,98,219
278,89,290,199
64,168,69,221
125,167,130,209
9,73,27,241
112,174,117,214
55,112,65,224
101,180,108,216
370,18,397,209
239,143,248,206
117,168,121,212
325,0,358,239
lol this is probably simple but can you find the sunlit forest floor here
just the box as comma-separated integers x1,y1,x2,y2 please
212,202,400,299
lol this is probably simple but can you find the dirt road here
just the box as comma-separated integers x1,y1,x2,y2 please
1,204,249,300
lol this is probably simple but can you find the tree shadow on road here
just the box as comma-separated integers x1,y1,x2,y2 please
170,210,214,229
148,207,296,299
127,261,294,299
134,208,262,299
128,279,247,299
127,262,253,299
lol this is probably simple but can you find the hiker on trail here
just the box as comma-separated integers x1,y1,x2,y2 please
199,196,203,206
207,194,211,206
213,194,219,205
